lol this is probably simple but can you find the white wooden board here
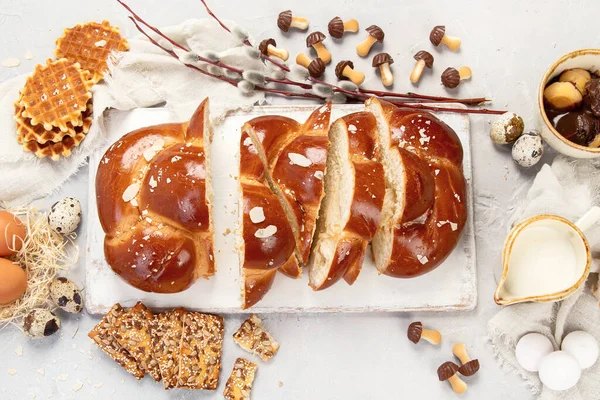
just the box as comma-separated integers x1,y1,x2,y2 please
86,104,476,314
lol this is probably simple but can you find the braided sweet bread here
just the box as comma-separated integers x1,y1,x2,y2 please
96,99,214,293
367,98,467,277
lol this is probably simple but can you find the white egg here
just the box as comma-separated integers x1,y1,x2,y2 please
515,333,554,372
561,331,599,369
538,351,581,391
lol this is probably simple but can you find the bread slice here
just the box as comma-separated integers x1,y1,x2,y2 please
178,312,224,390
88,303,145,380
366,97,467,277
110,302,161,381
233,314,280,361
223,358,257,400
152,309,185,389
308,112,385,290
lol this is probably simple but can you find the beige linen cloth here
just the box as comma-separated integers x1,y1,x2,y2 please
488,156,600,400
0,19,265,206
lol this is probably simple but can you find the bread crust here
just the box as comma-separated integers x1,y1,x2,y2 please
97,99,214,293
308,112,385,290
368,98,467,277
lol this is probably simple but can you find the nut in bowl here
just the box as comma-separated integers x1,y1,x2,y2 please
539,48,600,158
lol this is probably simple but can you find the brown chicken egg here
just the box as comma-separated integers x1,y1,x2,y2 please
0,210,26,256
0,258,27,305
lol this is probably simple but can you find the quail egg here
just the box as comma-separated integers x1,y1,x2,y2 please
515,332,554,372
48,198,81,235
561,331,599,369
512,132,544,168
538,351,581,391
23,309,61,338
49,277,83,313
490,112,524,144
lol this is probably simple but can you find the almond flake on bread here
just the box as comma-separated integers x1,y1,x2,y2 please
233,315,280,361
178,312,224,390
88,304,144,380
223,358,257,400
110,302,161,382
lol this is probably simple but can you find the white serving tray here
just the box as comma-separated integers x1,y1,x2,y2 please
86,104,476,314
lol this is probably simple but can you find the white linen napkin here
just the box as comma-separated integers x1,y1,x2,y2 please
488,156,600,400
0,19,265,207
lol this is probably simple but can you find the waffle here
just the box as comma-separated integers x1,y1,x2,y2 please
21,131,86,161
19,58,93,132
15,100,92,145
55,20,129,83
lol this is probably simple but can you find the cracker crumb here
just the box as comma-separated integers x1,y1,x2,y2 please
15,345,23,356
72,382,83,392
24,51,33,60
7,369,17,376
2,58,20,67
279,381,284,387
37,369,45,376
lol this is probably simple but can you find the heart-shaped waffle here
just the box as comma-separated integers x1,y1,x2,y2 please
19,58,93,133
15,99,93,144
55,20,129,83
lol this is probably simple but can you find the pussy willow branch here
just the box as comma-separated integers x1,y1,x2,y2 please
128,17,324,101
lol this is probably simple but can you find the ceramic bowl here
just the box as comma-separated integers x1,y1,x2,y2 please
495,214,591,306
538,48,600,158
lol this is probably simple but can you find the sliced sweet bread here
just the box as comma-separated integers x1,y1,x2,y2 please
308,111,385,290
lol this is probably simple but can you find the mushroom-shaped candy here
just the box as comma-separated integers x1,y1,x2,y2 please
559,68,592,95
429,25,461,51
410,51,434,84
452,343,480,377
372,53,394,87
441,66,472,88
586,78,600,118
328,17,359,39
356,25,384,57
335,60,365,86
295,54,326,78
407,321,442,345
306,32,331,64
277,10,309,32
259,38,289,61
438,362,468,395
544,82,583,112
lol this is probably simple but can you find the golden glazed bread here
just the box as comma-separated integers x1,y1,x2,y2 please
96,99,214,293
238,104,331,308
367,98,467,277
308,111,385,290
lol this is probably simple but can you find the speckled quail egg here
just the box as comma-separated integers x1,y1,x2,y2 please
561,331,599,369
490,112,524,144
23,309,61,338
538,351,581,391
512,132,544,168
516,332,554,372
49,277,83,313
48,198,81,235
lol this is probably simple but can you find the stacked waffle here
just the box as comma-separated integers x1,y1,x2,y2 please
89,303,224,390
14,20,129,160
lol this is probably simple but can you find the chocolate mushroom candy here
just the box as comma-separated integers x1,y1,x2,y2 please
452,343,481,377
335,60,365,86
543,81,583,112
585,78,600,118
410,51,434,84
356,25,384,57
372,53,394,87
441,66,472,88
306,31,331,64
407,321,442,345
570,113,600,146
429,25,461,51
328,16,359,39
559,68,592,95
438,362,468,395
295,54,326,78
258,38,289,61
277,10,309,32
